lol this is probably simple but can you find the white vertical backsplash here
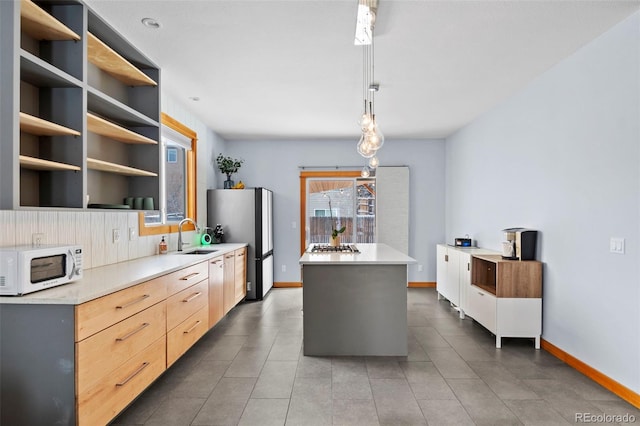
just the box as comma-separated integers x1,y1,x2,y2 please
0,211,16,246
58,212,77,244
38,211,60,244
75,211,93,269
90,212,107,268
14,211,39,245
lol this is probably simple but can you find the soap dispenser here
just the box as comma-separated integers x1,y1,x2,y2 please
159,236,168,255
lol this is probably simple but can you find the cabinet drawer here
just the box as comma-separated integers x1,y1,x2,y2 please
467,285,496,333
167,306,208,367
76,277,167,341
77,335,166,426
166,279,208,331
76,301,166,395
166,261,209,296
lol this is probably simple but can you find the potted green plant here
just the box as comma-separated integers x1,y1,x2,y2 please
216,154,243,189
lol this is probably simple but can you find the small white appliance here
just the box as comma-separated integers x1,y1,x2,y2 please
0,245,83,295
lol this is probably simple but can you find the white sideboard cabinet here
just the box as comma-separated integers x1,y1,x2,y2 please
467,254,543,349
435,244,495,319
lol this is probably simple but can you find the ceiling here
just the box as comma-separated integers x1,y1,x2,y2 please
84,0,640,141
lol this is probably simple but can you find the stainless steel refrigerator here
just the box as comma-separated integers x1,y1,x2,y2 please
207,188,273,300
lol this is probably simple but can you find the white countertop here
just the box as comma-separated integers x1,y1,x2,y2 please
0,243,247,305
299,243,416,265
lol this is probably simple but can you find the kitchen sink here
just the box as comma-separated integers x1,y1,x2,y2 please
180,249,219,255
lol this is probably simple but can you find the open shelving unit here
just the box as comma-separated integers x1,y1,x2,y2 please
0,0,161,209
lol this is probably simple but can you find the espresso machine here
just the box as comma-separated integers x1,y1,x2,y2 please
501,228,537,260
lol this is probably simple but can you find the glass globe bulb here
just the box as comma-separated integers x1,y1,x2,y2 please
361,167,370,178
359,113,372,131
368,156,379,168
357,136,376,158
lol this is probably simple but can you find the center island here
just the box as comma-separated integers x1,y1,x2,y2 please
299,243,416,356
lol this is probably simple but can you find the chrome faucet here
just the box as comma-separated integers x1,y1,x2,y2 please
177,218,198,251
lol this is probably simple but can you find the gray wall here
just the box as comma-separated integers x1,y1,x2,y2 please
445,12,639,392
220,139,445,283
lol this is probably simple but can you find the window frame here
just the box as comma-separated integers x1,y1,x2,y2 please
138,113,197,236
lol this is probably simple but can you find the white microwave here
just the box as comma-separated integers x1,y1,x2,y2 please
0,245,83,296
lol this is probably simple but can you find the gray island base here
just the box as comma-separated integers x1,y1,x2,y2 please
299,243,416,356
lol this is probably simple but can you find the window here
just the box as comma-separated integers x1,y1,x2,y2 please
139,113,197,236
299,171,376,253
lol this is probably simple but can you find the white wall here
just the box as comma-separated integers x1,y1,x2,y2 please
445,12,639,392
221,139,445,283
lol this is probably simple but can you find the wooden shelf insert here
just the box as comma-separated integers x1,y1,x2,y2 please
20,0,81,41
20,112,81,136
87,158,157,177
87,32,157,87
20,155,81,172
87,113,157,145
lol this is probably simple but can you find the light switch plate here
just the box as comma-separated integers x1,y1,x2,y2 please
610,237,625,254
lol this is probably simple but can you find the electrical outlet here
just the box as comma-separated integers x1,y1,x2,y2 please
417,264,423,272
112,229,121,243
281,264,286,272
128,227,136,241
292,221,297,229
32,233,45,246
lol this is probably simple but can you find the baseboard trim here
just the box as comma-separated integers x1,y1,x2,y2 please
408,282,436,288
541,338,639,408
273,282,302,288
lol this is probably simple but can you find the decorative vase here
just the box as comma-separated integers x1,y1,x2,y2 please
224,178,234,189
330,235,340,247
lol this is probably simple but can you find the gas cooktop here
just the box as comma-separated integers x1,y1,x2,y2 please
309,244,360,253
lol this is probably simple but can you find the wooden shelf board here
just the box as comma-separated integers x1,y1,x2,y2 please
87,32,157,87
20,155,81,172
87,113,156,145
20,112,81,136
20,0,81,41
87,157,157,177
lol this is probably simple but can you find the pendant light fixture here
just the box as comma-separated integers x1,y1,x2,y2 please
354,0,383,177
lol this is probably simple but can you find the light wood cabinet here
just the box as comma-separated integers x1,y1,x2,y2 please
0,0,161,209
467,254,542,348
208,255,224,328
0,249,249,425
166,279,208,331
77,336,166,426
167,306,208,367
223,252,236,315
234,247,247,304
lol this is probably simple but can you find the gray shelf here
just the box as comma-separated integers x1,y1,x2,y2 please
87,87,159,128
20,49,82,88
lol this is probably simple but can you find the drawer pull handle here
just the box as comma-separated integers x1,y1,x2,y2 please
115,362,149,387
467,263,470,271
180,272,200,281
183,320,202,334
238,253,244,257
226,255,234,259
478,292,484,296
211,260,222,265
116,294,150,310
116,323,150,342
183,292,203,303
444,254,448,262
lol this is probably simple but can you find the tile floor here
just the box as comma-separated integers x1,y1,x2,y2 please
111,288,639,425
